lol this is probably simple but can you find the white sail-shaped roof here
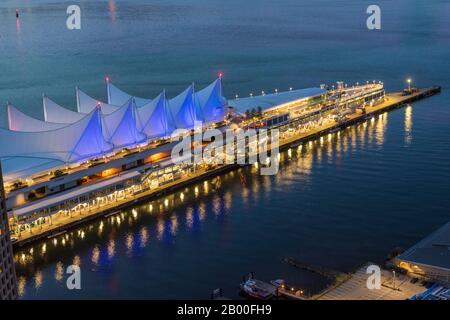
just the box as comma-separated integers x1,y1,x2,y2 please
43,95,85,123
76,87,119,114
107,80,151,107
0,108,112,163
138,92,175,138
169,85,203,129
7,104,67,132
194,78,226,123
102,99,147,148
17,97,146,148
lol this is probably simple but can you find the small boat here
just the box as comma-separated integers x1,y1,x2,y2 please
240,279,275,300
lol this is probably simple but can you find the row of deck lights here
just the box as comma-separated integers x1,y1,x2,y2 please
18,175,223,258
238,80,389,98
235,87,293,99
257,109,387,166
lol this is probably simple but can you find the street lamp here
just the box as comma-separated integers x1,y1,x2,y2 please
392,270,396,290
407,78,412,91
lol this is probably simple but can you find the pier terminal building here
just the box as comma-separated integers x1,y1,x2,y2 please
0,78,384,239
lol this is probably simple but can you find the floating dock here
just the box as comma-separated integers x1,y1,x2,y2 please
13,86,441,248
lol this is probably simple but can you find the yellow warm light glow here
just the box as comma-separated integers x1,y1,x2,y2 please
101,168,120,177
146,152,169,163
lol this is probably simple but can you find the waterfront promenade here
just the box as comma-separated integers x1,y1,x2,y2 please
317,263,426,300
13,87,441,247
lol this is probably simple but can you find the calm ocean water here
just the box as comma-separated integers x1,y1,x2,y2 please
1,0,449,299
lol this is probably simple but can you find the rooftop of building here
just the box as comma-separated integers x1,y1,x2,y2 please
397,222,450,272
227,87,326,114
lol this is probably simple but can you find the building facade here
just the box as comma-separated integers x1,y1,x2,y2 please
0,163,18,300
396,222,450,285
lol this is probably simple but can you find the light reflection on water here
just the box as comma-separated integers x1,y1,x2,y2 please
108,0,117,23
405,105,413,145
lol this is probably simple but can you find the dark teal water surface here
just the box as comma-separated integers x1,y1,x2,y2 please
1,0,449,299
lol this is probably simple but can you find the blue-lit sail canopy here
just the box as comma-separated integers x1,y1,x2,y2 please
10,98,147,149
0,107,112,163
169,85,202,129
7,104,66,132
0,79,327,181
69,107,113,162
194,78,226,124
102,99,147,148
138,92,175,138
76,87,119,114
107,79,151,107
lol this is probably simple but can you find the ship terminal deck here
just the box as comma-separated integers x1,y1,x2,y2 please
13,86,441,248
